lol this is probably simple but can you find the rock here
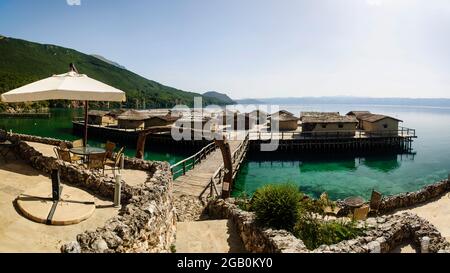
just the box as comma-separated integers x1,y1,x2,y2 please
91,238,109,253
61,242,81,253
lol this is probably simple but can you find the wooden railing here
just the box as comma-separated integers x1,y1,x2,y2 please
249,127,416,140
170,142,217,179
200,133,250,199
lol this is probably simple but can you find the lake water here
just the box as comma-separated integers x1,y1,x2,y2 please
0,108,188,164
1,105,449,200
233,104,450,200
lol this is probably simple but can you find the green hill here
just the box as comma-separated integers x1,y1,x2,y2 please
0,36,230,109
203,91,236,104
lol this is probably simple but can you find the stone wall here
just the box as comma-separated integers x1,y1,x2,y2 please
378,179,450,214
208,199,450,253
7,132,73,147
3,131,177,253
62,163,176,253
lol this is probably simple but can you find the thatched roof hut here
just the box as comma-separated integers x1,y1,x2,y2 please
87,110,116,126
270,111,299,131
301,113,358,136
117,110,150,121
117,110,150,130
347,111,403,133
145,114,181,127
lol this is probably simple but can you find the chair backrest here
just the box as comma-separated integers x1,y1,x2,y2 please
56,148,72,163
53,147,60,159
114,149,124,166
59,142,68,150
105,141,116,159
353,205,370,221
370,190,383,212
0,130,7,142
72,139,84,148
88,153,106,169
320,192,329,202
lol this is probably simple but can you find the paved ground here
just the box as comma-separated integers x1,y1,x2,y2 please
27,142,150,187
175,220,246,253
0,156,119,253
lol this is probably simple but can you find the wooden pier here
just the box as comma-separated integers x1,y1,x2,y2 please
171,135,249,198
249,127,416,153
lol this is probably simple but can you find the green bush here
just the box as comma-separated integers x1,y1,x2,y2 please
235,191,252,212
294,219,364,250
250,184,302,231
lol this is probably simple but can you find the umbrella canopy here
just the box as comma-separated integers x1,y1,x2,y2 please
1,71,126,103
1,68,127,146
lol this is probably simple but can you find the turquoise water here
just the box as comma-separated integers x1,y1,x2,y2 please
233,105,450,200
0,108,188,164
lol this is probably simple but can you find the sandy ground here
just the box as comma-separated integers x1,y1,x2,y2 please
26,142,150,187
176,220,246,253
0,156,119,253
391,242,418,253
396,194,450,243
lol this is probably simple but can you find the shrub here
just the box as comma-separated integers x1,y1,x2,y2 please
250,184,302,231
235,191,252,212
294,218,364,250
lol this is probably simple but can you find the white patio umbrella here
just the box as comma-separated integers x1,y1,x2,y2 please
1,64,126,146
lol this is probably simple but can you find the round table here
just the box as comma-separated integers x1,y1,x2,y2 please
343,196,365,208
70,147,106,156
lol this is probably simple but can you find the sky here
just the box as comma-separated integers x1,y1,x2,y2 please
0,0,450,99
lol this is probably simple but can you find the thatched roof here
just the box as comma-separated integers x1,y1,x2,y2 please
148,114,181,122
117,110,150,121
347,111,371,118
88,110,110,117
300,112,340,119
302,115,358,124
271,110,294,116
358,114,403,123
271,112,299,122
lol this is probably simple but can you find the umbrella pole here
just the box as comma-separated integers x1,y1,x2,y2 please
84,100,88,147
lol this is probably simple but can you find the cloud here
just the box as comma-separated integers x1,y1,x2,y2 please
66,0,81,6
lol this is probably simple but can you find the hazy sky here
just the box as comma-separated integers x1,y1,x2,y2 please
1,0,449,99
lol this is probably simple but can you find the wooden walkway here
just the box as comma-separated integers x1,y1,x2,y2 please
173,140,243,197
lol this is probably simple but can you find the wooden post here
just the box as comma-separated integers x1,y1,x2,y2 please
135,132,146,159
215,138,233,199
84,100,89,147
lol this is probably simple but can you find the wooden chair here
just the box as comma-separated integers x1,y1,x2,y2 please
320,192,341,216
369,190,383,215
105,149,124,175
0,130,7,142
86,153,107,173
59,142,68,150
55,148,74,163
105,141,116,159
352,205,370,221
107,147,124,164
72,139,84,148
54,145,82,163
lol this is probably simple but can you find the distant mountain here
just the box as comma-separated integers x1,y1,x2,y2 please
91,54,126,70
235,98,265,105
240,97,450,108
0,36,231,108
203,91,236,104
